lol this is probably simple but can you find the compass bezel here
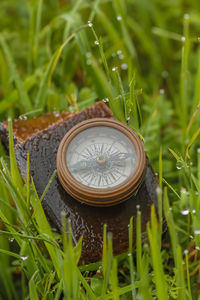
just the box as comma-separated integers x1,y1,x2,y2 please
56,118,146,206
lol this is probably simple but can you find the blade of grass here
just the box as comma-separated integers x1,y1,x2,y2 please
113,0,137,58
111,68,127,121
180,15,190,150
176,245,187,300
94,8,122,48
193,45,200,109
110,258,119,300
0,72,38,114
90,26,111,83
147,206,168,300
62,217,79,299
163,188,179,266
89,0,101,22
162,178,181,200
128,70,140,130
128,216,136,299
0,248,22,260
184,250,192,300
0,161,28,226
186,127,200,159
159,147,163,188
33,0,43,69
34,25,88,110
29,274,39,300
136,208,142,280
152,27,182,42
101,227,113,298
105,285,133,299
54,279,63,300
0,35,33,112
0,229,60,247
89,57,115,100
8,119,24,191
0,239,17,300
31,180,61,279
186,103,200,135
77,268,96,300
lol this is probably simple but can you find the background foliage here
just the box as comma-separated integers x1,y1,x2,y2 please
0,0,200,299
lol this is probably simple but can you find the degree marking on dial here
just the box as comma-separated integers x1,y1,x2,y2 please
88,174,94,186
108,141,116,153
72,150,82,156
110,173,117,181
94,144,98,153
115,169,128,178
100,143,104,154
98,175,102,187
70,150,89,160
104,175,109,185
86,148,93,156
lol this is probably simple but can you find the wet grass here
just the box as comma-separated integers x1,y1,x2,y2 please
0,0,200,299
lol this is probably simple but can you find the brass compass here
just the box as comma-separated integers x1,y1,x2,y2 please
57,118,146,206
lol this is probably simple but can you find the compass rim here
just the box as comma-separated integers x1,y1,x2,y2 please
56,118,146,206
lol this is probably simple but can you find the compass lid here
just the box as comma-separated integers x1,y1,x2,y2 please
56,118,146,206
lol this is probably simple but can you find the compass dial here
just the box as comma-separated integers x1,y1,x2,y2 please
66,126,137,189
57,118,146,206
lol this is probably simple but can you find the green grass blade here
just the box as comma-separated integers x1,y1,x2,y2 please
28,0,43,72
127,70,140,130
136,209,142,280
35,25,87,110
186,127,200,159
176,245,187,300
110,258,119,300
147,206,168,300
0,35,33,112
0,248,22,259
101,230,113,298
113,0,137,58
128,216,136,299
180,15,190,149
184,250,192,300
0,73,37,114
8,119,24,191
29,275,39,300
0,161,28,226
159,147,163,188
31,180,61,279
163,188,179,266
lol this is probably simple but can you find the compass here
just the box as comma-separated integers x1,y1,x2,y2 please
56,118,146,206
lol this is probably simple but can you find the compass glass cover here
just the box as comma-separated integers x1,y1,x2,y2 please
66,126,137,189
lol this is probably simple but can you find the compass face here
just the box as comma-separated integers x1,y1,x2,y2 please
66,126,137,189
57,118,146,206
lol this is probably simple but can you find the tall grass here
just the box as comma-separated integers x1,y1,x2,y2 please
0,0,200,299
